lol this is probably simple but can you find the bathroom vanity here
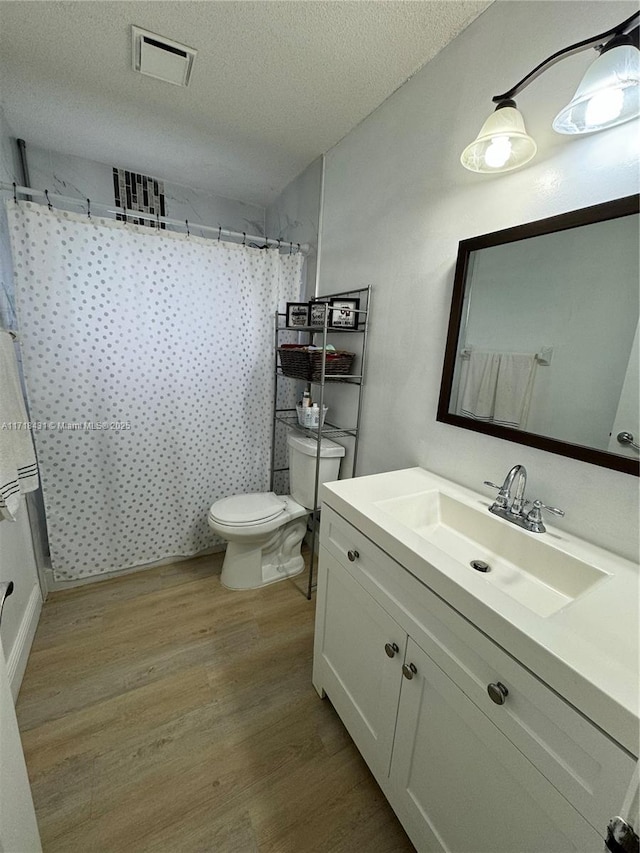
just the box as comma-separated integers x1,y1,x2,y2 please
312,467,639,852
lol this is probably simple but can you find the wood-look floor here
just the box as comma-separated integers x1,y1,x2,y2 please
16,554,414,852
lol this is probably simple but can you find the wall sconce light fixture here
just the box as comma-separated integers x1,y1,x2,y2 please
461,12,639,174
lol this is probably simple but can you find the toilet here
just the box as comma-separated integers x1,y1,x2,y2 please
208,434,345,589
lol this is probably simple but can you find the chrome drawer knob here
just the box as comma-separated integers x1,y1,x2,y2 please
487,681,509,705
384,642,399,658
347,549,359,562
402,662,417,680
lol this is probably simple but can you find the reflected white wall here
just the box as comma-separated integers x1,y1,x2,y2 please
460,215,639,447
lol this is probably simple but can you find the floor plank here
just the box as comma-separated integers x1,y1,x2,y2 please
17,554,414,852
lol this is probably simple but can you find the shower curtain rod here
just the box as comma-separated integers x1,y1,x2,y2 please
0,182,310,254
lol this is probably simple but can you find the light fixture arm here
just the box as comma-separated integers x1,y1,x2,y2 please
492,11,639,104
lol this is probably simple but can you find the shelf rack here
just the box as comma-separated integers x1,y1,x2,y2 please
270,285,371,599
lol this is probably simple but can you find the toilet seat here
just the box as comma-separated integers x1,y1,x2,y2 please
209,492,286,527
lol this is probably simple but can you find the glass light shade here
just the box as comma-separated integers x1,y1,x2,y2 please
460,106,537,173
553,44,640,134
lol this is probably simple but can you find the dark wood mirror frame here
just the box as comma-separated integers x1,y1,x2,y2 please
437,194,640,476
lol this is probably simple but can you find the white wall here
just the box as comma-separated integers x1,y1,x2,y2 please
266,156,323,297
0,106,42,695
0,107,20,329
264,158,323,493
318,0,640,562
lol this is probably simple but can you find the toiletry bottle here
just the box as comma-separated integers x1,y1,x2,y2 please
302,389,311,407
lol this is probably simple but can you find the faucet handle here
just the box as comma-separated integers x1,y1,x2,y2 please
534,500,565,518
483,481,502,490
524,500,565,533
484,480,509,510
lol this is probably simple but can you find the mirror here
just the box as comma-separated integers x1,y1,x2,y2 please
437,195,639,476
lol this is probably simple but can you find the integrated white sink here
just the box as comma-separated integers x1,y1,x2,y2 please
374,490,609,618
321,466,639,754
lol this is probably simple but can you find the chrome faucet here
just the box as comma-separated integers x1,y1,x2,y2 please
485,464,528,517
484,465,565,533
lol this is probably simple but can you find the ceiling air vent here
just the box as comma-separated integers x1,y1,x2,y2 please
132,26,197,87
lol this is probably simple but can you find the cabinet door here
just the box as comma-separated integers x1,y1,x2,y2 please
313,547,406,780
390,638,603,853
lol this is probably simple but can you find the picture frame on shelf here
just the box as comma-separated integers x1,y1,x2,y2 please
329,298,360,330
285,302,310,328
309,302,329,328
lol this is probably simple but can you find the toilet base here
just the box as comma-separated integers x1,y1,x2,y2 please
220,517,307,590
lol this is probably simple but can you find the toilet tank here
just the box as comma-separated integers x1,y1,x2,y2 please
287,434,346,509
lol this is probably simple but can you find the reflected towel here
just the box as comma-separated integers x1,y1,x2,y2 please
0,331,39,520
459,350,536,429
459,351,501,421
493,353,536,428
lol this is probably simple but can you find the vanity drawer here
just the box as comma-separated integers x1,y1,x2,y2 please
321,504,398,583
320,505,637,833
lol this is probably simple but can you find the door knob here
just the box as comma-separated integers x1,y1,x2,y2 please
384,642,399,658
402,662,417,679
487,681,509,705
0,581,14,628
617,431,640,451
605,817,640,853
347,549,359,562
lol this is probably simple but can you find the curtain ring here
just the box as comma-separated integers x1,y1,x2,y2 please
45,189,53,211
86,198,91,219
289,242,292,255
12,182,17,204
218,226,222,242
156,212,161,230
297,243,301,254
123,205,128,224
185,219,190,237
242,232,246,246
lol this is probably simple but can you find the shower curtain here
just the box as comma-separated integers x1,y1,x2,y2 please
7,201,303,581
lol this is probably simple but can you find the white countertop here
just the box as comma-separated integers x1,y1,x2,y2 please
322,467,640,756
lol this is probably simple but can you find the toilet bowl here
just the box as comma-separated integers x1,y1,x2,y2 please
208,492,308,589
208,435,345,590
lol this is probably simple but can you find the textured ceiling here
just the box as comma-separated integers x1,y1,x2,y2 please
0,1,491,206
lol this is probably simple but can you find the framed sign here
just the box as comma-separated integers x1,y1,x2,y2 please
330,298,360,329
286,302,310,328
309,302,328,327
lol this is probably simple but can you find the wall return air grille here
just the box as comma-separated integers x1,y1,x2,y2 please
132,26,197,87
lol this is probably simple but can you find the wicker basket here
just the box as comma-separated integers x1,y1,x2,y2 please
278,345,356,381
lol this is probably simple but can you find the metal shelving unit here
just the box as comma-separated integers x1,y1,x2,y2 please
270,285,371,599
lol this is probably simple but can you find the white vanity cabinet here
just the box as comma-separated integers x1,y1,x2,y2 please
313,504,637,853
313,544,406,781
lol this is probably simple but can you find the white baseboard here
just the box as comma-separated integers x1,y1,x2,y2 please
7,584,42,701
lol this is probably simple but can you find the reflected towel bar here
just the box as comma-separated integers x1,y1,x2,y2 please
460,346,553,365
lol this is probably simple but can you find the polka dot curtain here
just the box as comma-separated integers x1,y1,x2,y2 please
7,201,304,581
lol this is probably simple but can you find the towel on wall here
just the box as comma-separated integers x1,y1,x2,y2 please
459,350,536,429
0,330,39,520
